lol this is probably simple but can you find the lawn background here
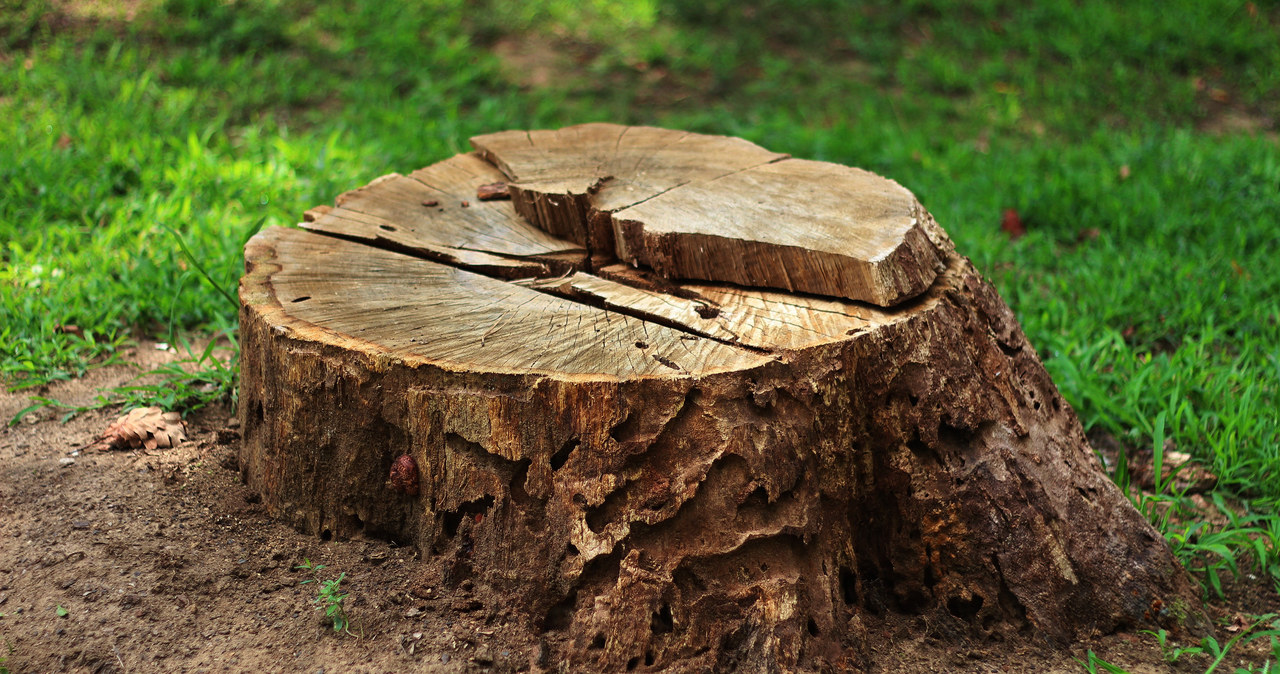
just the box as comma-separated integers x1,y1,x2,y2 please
3,0,1279,637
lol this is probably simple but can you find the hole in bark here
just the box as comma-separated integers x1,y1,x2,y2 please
543,590,577,630
858,561,885,615
908,394,919,406
651,604,674,634
898,589,929,614
644,651,655,666
510,458,533,503
626,656,640,670
443,512,462,537
718,625,749,667
291,295,311,303
252,401,264,424
806,617,820,636
923,563,938,588
550,439,578,471
378,224,396,232
610,412,642,444
1033,400,1041,410
580,548,625,591
739,485,769,510
947,594,985,622
589,633,605,650
907,437,942,466
320,529,332,541
693,303,719,319
635,340,648,349
442,495,495,538
586,489,627,533
572,493,587,508
839,565,858,605
938,422,975,451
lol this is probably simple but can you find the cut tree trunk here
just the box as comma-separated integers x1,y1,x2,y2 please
239,123,1204,671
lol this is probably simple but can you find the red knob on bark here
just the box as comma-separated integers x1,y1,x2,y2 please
390,454,420,496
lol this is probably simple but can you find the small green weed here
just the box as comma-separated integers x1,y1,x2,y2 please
295,558,358,637
1080,615,1280,673
8,334,238,427
1077,650,1128,674
1166,496,1280,600
1108,415,1280,599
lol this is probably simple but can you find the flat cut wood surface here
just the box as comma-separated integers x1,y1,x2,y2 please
264,129,960,375
471,123,942,305
612,158,942,306
302,154,586,278
521,263,948,352
243,227,770,378
470,123,786,214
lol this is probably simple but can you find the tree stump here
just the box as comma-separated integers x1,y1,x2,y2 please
239,124,1203,670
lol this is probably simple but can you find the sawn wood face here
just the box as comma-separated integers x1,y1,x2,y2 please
471,122,944,306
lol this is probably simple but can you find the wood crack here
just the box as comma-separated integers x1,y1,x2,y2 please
301,229,781,357
471,123,943,306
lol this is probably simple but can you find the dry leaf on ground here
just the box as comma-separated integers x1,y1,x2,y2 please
1000,208,1025,239
89,406,188,451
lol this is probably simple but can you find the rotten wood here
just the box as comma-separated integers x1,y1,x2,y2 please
239,125,1205,672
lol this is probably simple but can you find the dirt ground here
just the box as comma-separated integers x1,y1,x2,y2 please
1,343,1276,673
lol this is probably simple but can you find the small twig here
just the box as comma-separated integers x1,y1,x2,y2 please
114,645,128,673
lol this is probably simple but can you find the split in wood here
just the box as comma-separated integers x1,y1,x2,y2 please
239,125,1207,672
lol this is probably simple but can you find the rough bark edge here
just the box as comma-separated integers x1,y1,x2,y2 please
239,233,1207,672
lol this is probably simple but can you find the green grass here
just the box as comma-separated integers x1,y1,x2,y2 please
1079,615,1280,673
2,0,1279,661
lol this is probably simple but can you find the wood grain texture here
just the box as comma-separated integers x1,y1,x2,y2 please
239,127,1205,672
471,123,942,305
303,154,586,278
521,262,940,352
242,227,767,378
612,158,942,306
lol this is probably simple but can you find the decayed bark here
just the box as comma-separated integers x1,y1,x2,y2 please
238,125,1204,672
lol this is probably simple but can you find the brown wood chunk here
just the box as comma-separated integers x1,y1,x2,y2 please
475,181,511,201
472,123,942,305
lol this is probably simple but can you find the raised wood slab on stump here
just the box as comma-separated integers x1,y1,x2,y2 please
238,124,1204,671
471,123,942,306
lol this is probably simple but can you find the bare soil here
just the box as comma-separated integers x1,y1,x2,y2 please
1,344,1276,673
